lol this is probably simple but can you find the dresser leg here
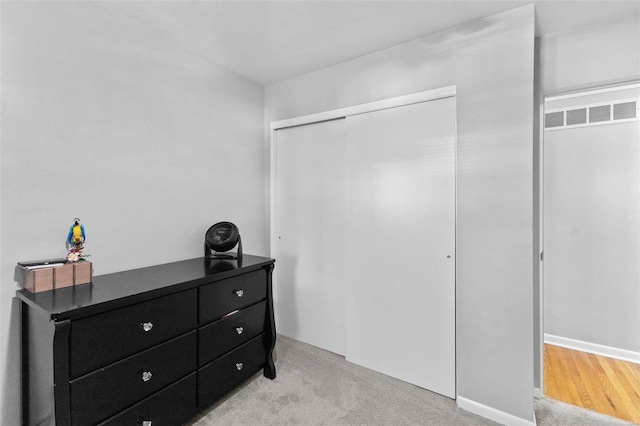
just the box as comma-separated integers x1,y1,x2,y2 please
264,344,276,380
264,263,276,380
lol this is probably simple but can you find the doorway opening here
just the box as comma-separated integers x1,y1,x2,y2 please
541,83,640,424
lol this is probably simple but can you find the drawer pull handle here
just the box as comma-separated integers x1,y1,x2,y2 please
236,326,244,335
141,322,153,332
236,362,244,371
235,289,244,297
142,422,152,426
142,371,153,382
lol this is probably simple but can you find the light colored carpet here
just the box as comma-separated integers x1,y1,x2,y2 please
187,335,636,425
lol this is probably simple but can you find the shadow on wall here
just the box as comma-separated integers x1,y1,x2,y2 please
3,298,23,425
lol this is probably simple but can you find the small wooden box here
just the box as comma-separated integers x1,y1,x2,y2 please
54,264,75,289
74,261,92,285
23,267,54,293
21,261,93,293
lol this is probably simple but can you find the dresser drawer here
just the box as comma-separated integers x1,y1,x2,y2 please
99,373,197,426
198,333,266,407
70,289,197,378
70,331,197,426
199,269,266,324
199,301,266,366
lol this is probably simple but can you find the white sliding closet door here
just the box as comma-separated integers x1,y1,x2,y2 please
344,98,456,398
273,119,347,356
273,94,456,398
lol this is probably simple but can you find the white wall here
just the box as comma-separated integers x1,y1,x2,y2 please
0,2,266,424
543,93,639,355
540,11,640,94
267,6,535,424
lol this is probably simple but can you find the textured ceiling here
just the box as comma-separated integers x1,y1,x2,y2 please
97,1,640,85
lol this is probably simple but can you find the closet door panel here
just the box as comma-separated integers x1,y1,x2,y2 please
344,98,456,398
273,119,347,355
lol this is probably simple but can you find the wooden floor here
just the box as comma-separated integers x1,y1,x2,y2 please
544,344,640,424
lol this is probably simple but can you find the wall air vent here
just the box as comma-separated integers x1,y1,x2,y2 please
566,108,587,126
544,111,564,128
545,98,639,131
613,101,637,120
589,105,610,123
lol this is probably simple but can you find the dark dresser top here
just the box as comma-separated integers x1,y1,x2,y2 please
16,255,274,321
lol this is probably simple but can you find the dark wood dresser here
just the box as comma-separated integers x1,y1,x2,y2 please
16,255,276,426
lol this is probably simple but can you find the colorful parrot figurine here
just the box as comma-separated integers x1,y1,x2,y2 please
67,218,86,250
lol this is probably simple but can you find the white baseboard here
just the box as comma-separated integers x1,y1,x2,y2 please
544,334,640,364
533,387,544,398
457,397,536,426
